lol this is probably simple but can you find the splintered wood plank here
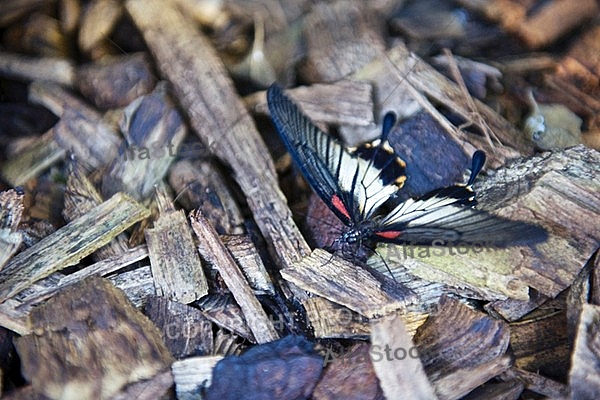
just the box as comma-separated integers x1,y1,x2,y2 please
281,249,415,318
0,192,150,301
370,312,438,400
14,276,173,400
190,210,278,344
145,188,208,304
569,303,600,399
16,245,149,309
124,0,311,272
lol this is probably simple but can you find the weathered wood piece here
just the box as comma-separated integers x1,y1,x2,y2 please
62,160,130,260
370,312,438,400
124,0,311,275
78,0,124,58
145,295,214,359
14,276,173,400
502,368,568,399
76,52,156,109
172,355,223,400
247,80,374,129
108,264,155,308
299,1,385,83
0,192,150,301
196,294,254,341
313,342,384,399
28,81,122,170
0,189,24,269
190,210,278,344
168,159,245,235
0,128,66,186
102,83,187,201
416,296,510,374
17,245,149,309
109,371,173,400
281,248,415,318
145,187,208,304
221,235,275,295
0,51,75,86
303,296,370,339
569,303,600,399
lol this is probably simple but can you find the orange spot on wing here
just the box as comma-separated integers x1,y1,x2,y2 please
332,195,351,220
375,231,402,240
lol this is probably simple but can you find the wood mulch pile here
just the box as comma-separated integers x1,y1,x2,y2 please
0,0,599,399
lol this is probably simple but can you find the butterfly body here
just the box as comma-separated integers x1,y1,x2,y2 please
267,83,547,250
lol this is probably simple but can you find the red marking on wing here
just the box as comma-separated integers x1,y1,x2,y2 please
375,231,402,240
331,195,351,220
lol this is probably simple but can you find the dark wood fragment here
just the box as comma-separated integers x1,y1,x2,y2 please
76,52,156,110
145,295,213,359
168,159,244,235
15,276,173,399
313,342,385,400
460,380,523,400
569,303,600,399
102,83,186,201
195,294,253,341
509,309,569,381
299,1,385,83
205,336,323,400
414,296,510,394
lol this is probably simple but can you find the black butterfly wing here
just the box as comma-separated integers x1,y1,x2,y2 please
267,84,403,225
372,184,548,246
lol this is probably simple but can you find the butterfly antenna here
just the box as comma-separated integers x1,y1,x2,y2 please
467,150,486,187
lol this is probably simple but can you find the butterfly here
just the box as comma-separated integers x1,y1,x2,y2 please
266,83,547,250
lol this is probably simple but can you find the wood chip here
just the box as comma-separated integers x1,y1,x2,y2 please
0,189,24,269
172,355,224,400
0,192,149,301
190,210,278,343
145,188,208,304
145,295,213,359
569,303,600,399
14,276,173,400
281,248,415,318
370,312,438,400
